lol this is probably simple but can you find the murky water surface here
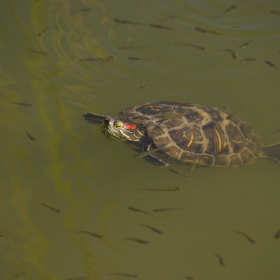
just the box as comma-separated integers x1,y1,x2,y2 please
1,0,280,279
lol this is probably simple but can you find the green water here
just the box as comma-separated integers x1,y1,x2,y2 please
1,0,280,279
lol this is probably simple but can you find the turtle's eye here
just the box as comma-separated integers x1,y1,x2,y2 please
114,121,122,129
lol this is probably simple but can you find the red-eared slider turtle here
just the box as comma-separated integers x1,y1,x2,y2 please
83,101,280,167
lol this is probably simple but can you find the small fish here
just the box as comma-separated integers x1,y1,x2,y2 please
128,57,151,61
168,168,188,178
140,224,163,234
194,27,221,35
226,108,243,120
128,206,152,216
178,43,207,51
150,23,173,30
10,102,33,107
26,130,36,141
78,230,104,239
77,8,92,13
222,49,238,60
236,231,258,244
117,46,144,50
39,200,65,214
142,186,182,191
274,229,280,239
78,58,99,61
79,56,114,62
271,10,280,15
153,207,183,212
271,128,280,140
125,237,149,244
213,4,237,18
215,253,225,266
238,40,252,49
113,19,143,25
108,272,139,278
134,148,161,158
157,113,186,119
240,58,257,66
265,60,280,71
28,49,48,55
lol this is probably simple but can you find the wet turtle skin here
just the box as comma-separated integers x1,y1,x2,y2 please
118,101,263,167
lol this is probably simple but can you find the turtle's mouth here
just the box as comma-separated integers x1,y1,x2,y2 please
100,118,138,141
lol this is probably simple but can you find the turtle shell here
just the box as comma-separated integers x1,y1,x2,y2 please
119,101,264,167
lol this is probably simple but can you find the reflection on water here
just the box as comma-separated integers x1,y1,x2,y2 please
1,0,280,279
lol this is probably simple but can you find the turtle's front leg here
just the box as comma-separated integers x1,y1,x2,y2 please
143,153,169,167
139,143,169,167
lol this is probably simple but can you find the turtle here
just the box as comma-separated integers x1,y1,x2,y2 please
83,101,280,167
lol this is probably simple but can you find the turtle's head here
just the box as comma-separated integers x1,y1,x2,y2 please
101,117,140,141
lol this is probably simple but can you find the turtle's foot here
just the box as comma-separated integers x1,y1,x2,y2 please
143,143,169,167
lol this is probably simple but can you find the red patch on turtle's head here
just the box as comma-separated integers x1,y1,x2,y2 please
124,123,136,130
